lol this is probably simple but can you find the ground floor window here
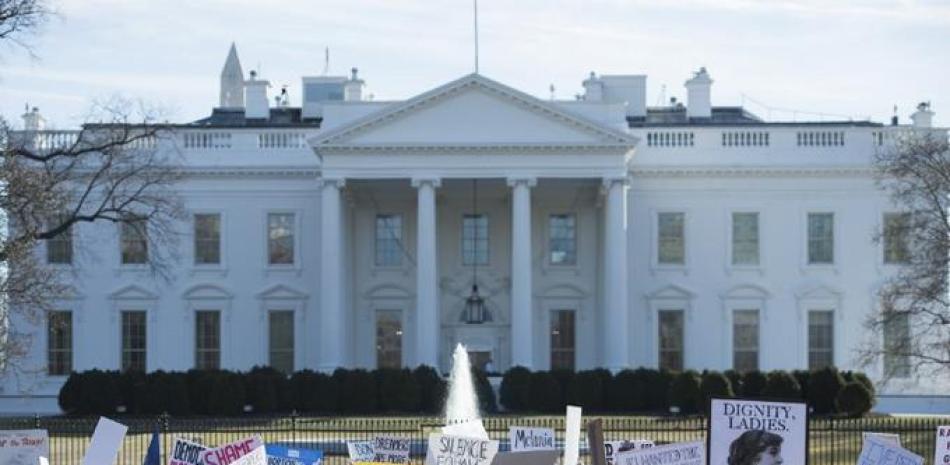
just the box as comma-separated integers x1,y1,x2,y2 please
195,310,221,370
808,310,834,369
658,309,684,371
883,311,910,378
732,309,759,372
48,311,72,376
121,310,147,372
269,310,294,374
375,309,402,368
550,309,575,370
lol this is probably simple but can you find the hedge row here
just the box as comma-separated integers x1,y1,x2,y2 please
499,366,875,417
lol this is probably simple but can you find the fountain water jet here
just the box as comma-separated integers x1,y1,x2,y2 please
441,343,489,439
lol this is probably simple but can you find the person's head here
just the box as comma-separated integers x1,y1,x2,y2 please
727,430,784,465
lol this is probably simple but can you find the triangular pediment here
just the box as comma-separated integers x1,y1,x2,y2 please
312,74,637,151
256,284,308,300
109,284,158,301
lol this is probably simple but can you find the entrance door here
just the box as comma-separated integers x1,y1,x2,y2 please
468,350,493,372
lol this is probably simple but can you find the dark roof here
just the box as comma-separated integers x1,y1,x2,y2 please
627,106,883,128
184,107,321,128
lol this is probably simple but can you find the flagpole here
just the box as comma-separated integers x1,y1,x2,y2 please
473,0,479,73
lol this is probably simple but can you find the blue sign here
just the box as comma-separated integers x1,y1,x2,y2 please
265,445,323,465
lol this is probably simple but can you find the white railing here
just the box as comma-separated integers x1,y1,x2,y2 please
796,130,845,147
646,131,694,147
183,132,232,149
257,132,307,149
722,131,769,147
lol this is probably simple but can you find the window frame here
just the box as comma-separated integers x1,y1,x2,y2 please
47,310,73,377
805,211,835,266
268,310,295,374
657,308,685,372
461,213,490,267
194,309,222,370
654,210,687,269
374,213,405,268
731,309,760,373
882,310,911,378
807,309,835,370
192,211,225,268
882,212,911,266
547,213,578,267
120,310,147,373
264,210,300,269
45,212,74,266
729,211,761,267
118,217,149,266
375,308,404,369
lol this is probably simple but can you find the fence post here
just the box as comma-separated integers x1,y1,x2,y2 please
291,409,298,444
33,413,40,429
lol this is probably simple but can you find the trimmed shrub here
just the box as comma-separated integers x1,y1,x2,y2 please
646,369,674,412
135,371,189,415
413,365,445,414
843,371,876,398
500,366,532,412
376,368,421,413
792,370,811,402
723,370,742,396
699,371,734,412
334,369,377,414
669,371,701,414
567,370,605,411
606,369,641,412
740,371,767,397
808,367,845,415
835,382,873,417
244,366,287,414
58,372,82,414
472,368,497,413
762,371,802,400
76,370,121,415
527,371,562,413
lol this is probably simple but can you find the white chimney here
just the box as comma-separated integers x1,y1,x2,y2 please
910,102,934,128
600,75,647,118
244,70,270,119
344,67,365,102
685,67,713,119
22,106,44,131
582,72,603,102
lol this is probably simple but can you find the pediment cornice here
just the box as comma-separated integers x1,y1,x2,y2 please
631,165,874,178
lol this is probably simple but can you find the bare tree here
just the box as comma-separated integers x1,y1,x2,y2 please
865,130,950,380
0,0,50,54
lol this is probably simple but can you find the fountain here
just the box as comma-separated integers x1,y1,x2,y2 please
441,343,489,439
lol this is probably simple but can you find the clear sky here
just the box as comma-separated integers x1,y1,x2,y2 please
0,0,947,128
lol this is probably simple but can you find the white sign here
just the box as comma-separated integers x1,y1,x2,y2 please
936,426,950,465
81,417,128,465
614,441,703,465
863,432,901,447
373,436,410,463
232,446,267,465
425,433,499,465
508,427,555,452
169,438,208,465
202,436,264,465
708,398,807,465
857,435,923,465
604,440,654,465
347,441,375,463
563,406,582,465
0,429,49,465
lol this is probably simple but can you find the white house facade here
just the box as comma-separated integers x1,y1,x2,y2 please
3,45,948,413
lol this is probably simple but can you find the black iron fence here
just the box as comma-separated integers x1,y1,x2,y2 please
0,414,944,465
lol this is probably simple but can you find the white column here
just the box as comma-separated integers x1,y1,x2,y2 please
413,177,441,368
603,176,630,371
508,177,537,368
319,177,346,372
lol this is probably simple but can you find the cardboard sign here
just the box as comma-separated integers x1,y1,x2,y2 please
490,451,559,465
564,406,582,465
614,441,704,465
708,398,807,465
373,436,410,463
936,426,950,465
0,429,49,465
202,436,264,465
170,438,209,465
857,435,923,465
265,445,323,465
604,440,654,465
348,441,376,463
232,446,267,465
81,417,128,465
508,427,555,452
425,433,499,465
863,432,901,447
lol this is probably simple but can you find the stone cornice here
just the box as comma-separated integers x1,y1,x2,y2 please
630,165,875,178
315,142,633,155
181,167,320,179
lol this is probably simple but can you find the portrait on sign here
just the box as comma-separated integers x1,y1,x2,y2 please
708,398,808,465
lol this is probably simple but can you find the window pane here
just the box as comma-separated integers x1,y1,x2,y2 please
658,310,684,371
195,310,221,370
550,310,575,370
807,213,834,264
46,213,73,264
120,220,148,264
121,311,147,372
549,214,576,265
376,310,402,368
883,213,910,264
808,310,834,369
268,213,295,265
658,213,685,265
194,213,222,265
375,214,403,266
732,213,759,266
883,311,910,377
462,214,489,266
269,311,294,374
732,309,759,372
47,311,72,375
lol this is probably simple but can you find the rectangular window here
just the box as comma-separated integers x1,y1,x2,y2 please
883,213,910,264
46,213,73,264
883,311,911,377
375,310,402,368
732,310,759,372
375,214,403,267
807,213,834,264
120,219,148,264
658,309,684,371
462,214,489,266
195,310,221,370
121,311,147,372
549,214,576,265
269,310,294,374
47,311,72,376
267,213,295,265
550,310,575,370
808,310,834,369
658,212,685,265
194,213,222,265
732,212,760,266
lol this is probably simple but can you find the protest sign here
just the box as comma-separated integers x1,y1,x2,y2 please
604,440,654,465
373,436,410,463
508,427,555,452
490,451,559,465
265,445,323,465
564,406,582,465
937,426,950,465
202,436,264,465
708,398,807,465
862,432,901,447
0,429,49,465
232,446,267,465
81,417,128,465
614,440,704,465
348,441,376,463
857,435,923,465
425,433,499,465
169,438,208,465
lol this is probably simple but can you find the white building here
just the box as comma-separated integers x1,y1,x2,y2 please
4,45,948,413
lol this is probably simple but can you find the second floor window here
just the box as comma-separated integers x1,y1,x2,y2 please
267,213,295,265
194,213,221,265
732,212,759,266
462,214,489,266
883,213,910,264
807,213,834,264
120,219,148,264
549,214,576,265
375,214,403,267
46,213,73,264
658,212,685,265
